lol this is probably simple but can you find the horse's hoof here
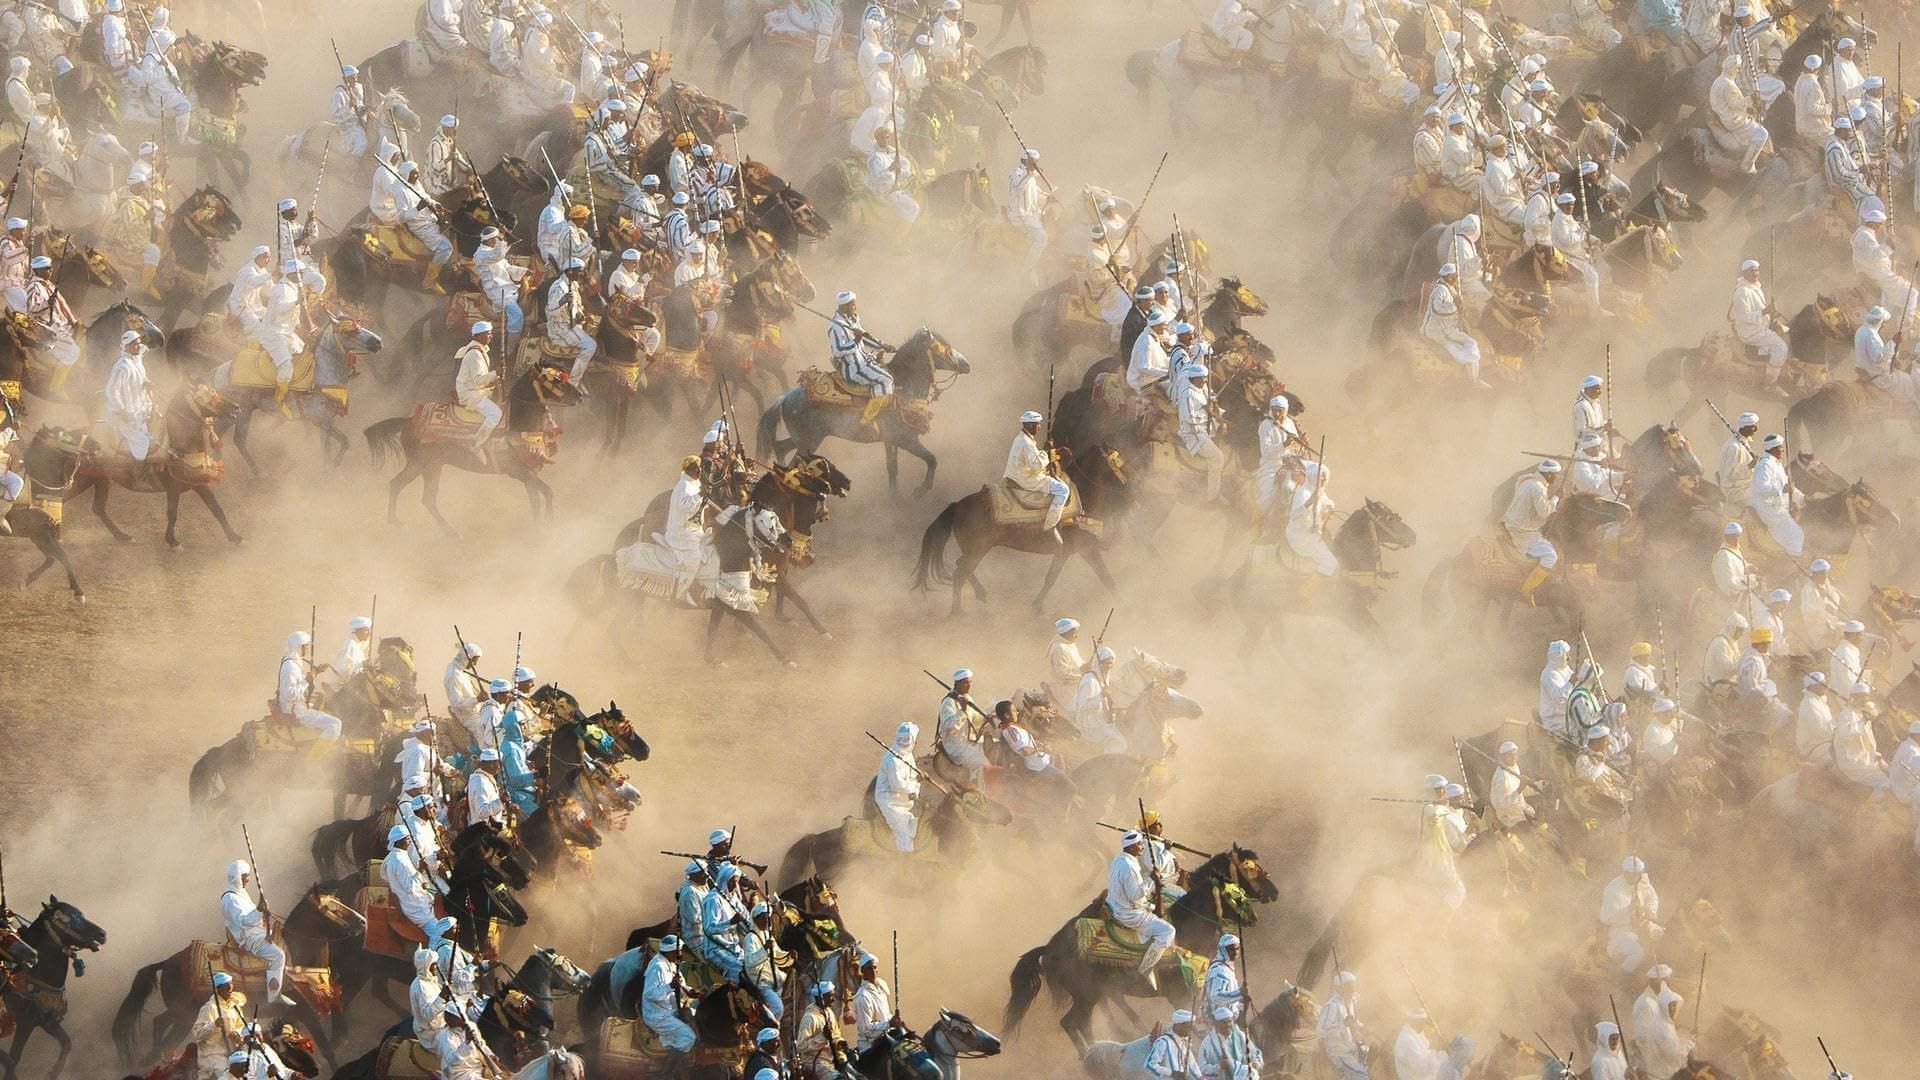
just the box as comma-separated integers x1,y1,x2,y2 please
74,593,86,604
820,631,836,642
112,533,133,544
228,535,245,546
166,539,183,550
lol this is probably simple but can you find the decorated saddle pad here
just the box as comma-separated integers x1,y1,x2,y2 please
986,478,1081,528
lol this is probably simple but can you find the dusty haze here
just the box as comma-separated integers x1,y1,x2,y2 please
0,0,1915,1074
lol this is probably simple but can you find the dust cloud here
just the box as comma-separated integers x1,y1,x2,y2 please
0,0,1913,1074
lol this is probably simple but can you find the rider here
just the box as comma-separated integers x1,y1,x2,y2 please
875,721,922,852
1421,263,1485,388
453,322,503,453
371,160,454,293
330,65,369,158
1145,1010,1198,1079
642,936,696,1067
1730,259,1789,395
851,951,906,1054
257,262,309,416
829,291,895,432
468,747,508,827
796,981,851,1079
20,255,79,389
103,330,156,460
1504,459,1561,603
1107,831,1176,989
188,972,248,1080
935,668,989,786
1071,646,1129,754
1746,433,1804,555
1176,365,1224,502
277,630,342,740
276,200,327,294
1005,410,1069,543
220,860,292,1005
1007,148,1052,281
1287,458,1337,580
547,260,598,384
383,824,440,938
1203,933,1248,1025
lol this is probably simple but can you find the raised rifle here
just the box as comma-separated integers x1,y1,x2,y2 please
1042,362,1057,471
1138,797,1164,914
327,39,370,128
862,730,959,798
1309,436,1328,532
984,86,1055,199
205,958,236,1052
1693,951,1707,1035
304,606,316,708
1107,151,1171,282
1093,821,1211,858
1091,606,1115,654
792,297,896,352
891,929,902,1024
1817,1036,1843,1080
240,824,269,922
1890,259,1920,360
657,849,770,875
921,668,993,728
1608,994,1632,1076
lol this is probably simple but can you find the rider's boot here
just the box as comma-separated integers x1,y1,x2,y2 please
273,380,294,418
46,362,72,394
423,260,447,295
1519,565,1550,605
139,264,159,300
0,497,13,535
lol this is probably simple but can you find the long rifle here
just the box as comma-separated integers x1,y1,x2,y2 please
1693,951,1707,1036
657,849,770,875
0,845,6,917
863,730,959,798
240,825,269,921
891,929,901,1023
922,668,993,726
1309,436,1328,531
304,605,316,708
790,297,896,352
368,594,378,644
205,959,237,1053
1890,259,1920,358
1093,821,1212,858
1091,607,1116,654
1107,151,1171,280
1138,797,1164,913
984,86,1055,197
1608,994,1633,1075
1817,1036,1843,1078
1396,957,1439,1033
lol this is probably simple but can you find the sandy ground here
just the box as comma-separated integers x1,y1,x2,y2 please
1,0,1918,1074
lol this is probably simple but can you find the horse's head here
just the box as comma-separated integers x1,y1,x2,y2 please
1534,245,1574,281
1353,498,1417,550
922,329,969,374
529,362,586,406
1846,479,1901,531
1222,844,1281,906
1812,295,1850,337
304,885,369,940
668,81,748,136
1215,277,1268,317
1657,183,1707,223
39,896,106,953
496,986,555,1034
327,312,384,356
495,156,544,194
1654,423,1702,475
1089,445,1130,487
1790,451,1846,494
950,788,1015,827
774,182,831,241
593,702,650,762
931,1009,1003,1059
70,241,123,289
553,794,605,850
112,302,165,350
769,246,816,303
1645,222,1682,271
263,1020,319,1078
24,426,94,484
532,946,595,994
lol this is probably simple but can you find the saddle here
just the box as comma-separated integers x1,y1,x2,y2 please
245,714,345,759
362,223,431,266
1466,532,1532,591
652,344,711,382
1175,30,1241,77
229,341,347,412
374,1035,442,1080
444,292,495,337
592,353,648,393
838,813,942,862
353,870,439,961
986,477,1081,529
410,401,486,446
188,108,239,149
1092,371,1130,414
1069,915,1205,984
798,367,875,408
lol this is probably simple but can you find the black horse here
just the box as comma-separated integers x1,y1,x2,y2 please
755,327,970,493
69,383,244,549
2,897,106,1080
2,426,92,600
1212,498,1419,636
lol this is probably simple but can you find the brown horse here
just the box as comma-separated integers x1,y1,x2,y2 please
2,424,93,599
912,445,1130,614
363,361,585,530
68,383,244,548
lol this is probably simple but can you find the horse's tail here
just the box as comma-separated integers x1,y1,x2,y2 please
911,502,960,591
1643,346,1689,392
717,32,753,92
112,959,169,1066
755,391,787,459
1002,945,1047,1036
309,817,360,877
1124,49,1156,106
363,417,410,468
1784,388,1827,455
1010,300,1048,365
187,741,225,809
1294,916,1340,991
776,833,813,889
565,555,617,615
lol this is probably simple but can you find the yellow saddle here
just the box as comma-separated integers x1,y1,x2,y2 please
365,223,430,263
374,1036,441,1080
598,1017,671,1072
229,341,317,390
986,478,1081,528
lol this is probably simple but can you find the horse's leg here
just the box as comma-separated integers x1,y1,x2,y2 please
193,486,244,544
233,408,264,476
900,436,938,495
1034,550,1071,609
703,605,727,663
165,488,184,548
1081,546,1121,595
728,607,789,664
386,457,423,524
778,580,831,637
949,549,987,615
885,442,900,495
421,464,458,535
85,479,132,542
27,534,82,600
42,1019,72,1079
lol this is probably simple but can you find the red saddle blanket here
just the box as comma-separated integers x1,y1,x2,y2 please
411,402,484,446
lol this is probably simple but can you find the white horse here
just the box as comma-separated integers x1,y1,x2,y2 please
1081,1035,1155,1080
515,1048,587,1080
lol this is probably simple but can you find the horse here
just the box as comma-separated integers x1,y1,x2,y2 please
1423,494,1634,633
148,187,245,331
1785,376,1920,456
1124,33,1286,129
1212,498,1419,636
174,34,268,189
1600,221,1682,294
526,693,653,776
1,426,93,600
109,882,364,1071
912,444,1132,614
1002,847,1276,1050
738,162,833,251
566,501,799,665
756,327,970,493
1,897,106,1080
1646,296,1853,412
775,788,1015,891
333,1034,586,1080
601,456,852,639
188,636,420,821
855,1010,1003,1080
364,361,585,531
212,314,385,471
29,229,126,321
68,382,244,549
